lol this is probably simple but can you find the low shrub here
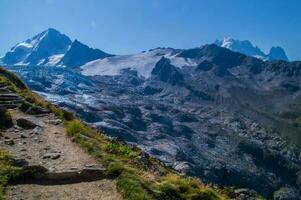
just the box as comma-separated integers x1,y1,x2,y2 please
154,173,223,200
66,120,86,136
0,109,13,129
117,172,152,200
105,143,137,157
0,150,22,200
0,67,26,89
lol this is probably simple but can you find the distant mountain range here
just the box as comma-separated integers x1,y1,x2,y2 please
215,37,289,61
0,29,290,69
0,28,112,67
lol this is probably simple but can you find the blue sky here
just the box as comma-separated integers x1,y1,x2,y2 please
0,0,300,60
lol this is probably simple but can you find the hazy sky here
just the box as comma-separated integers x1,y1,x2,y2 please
0,0,300,60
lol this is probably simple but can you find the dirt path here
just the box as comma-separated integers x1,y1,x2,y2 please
0,108,122,200
6,179,121,200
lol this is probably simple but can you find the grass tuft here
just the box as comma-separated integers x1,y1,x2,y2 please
105,143,137,157
117,172,152,200
0,109,13,130
0,150,22,200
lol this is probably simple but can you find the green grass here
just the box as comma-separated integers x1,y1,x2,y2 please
0,150,22,200
0,109,13,130
105,143,138,157
0,67,26,90
64,120,230,200
117,172,152,200
154,173,222,200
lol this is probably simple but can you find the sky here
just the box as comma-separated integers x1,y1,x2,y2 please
0,0,300,60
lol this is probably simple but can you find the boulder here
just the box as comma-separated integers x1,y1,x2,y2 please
12,159,29,167
16,118,38,129
19,101,51,115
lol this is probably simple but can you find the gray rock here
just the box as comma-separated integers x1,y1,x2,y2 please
16,118,38,129
30,126,43,135
4,139,14,145
42,152,61,160
19,133,28,138
45,119,62,125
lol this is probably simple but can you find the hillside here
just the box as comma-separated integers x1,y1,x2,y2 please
2,29,301,199
0,67,244,199
3,44,301,199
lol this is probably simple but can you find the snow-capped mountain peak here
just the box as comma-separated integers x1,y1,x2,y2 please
215,37,289,61
215,37,266,59
1,28,72,66
59,39,112,68
0,28,111,67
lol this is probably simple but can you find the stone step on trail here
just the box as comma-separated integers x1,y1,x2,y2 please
0,83,9,88
0,88,24,109
0,104,21,109
0,88,13,93
11,165,108,185
0,100,23,104
0,93,20,98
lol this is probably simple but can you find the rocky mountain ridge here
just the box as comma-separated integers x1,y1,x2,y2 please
0,28,112,67
215,37,289,61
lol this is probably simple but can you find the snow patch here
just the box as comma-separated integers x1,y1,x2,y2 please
80,49,197,78
15,42,33,49
46,54,64,65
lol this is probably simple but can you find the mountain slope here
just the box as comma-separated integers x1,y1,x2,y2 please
215,37,289,61
2,25,301,198
0,29,111,67
1,28,71,66
6,45,301,199
59,40,112,68
0,66,235,200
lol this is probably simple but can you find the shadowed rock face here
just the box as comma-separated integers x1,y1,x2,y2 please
59,40,112,68
151,57,184,85
268,46,289,61
5,44,301,198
